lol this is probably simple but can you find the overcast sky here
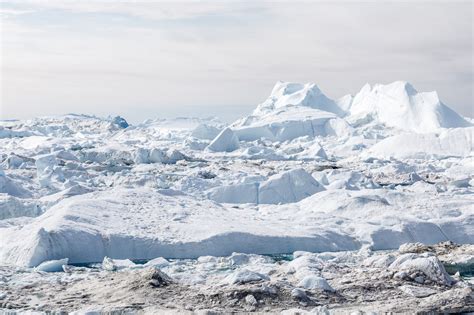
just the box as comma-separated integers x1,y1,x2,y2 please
1,1,472,123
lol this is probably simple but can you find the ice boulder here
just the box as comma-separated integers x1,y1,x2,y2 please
148,148,166,163
2,154,30,169
164,149,189,164
144,257,170,269
297,275,335,292
111,116,129,129
206,127,240,152
133,148,150,164
389,253,454,286
35,258,69,272
348,81,471,133
223,268,270,285
134,148,190,164
287,254,324,280
102,256,137,271
259,168,325,204
0,172,32,198
290,142,328,160
35,153,58,174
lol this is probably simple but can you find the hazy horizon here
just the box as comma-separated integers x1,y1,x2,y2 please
1,1,473,122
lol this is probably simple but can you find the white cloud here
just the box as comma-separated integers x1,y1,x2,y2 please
1,1,472,122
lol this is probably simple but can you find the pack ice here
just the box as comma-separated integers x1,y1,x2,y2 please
0,81,472,268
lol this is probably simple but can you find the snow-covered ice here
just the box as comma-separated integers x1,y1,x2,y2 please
0,80,473,313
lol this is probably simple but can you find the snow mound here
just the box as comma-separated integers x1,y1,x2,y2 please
348,81,471,133
206,127,240,152
365,127,474,159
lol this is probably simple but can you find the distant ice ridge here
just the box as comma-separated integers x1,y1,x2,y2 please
219,80,471,151
0,114,129,139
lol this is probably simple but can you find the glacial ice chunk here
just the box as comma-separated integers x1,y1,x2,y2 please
297,275,335,292
206,127,240,152
35,258,69,272
259,168,324,204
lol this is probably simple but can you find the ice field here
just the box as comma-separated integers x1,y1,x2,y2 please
0,81,473,313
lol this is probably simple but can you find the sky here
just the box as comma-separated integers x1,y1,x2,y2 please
1,1,473,123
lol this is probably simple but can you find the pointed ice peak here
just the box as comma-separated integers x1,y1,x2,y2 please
270,81,323,98
254,81,345,117
336,94,354,112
